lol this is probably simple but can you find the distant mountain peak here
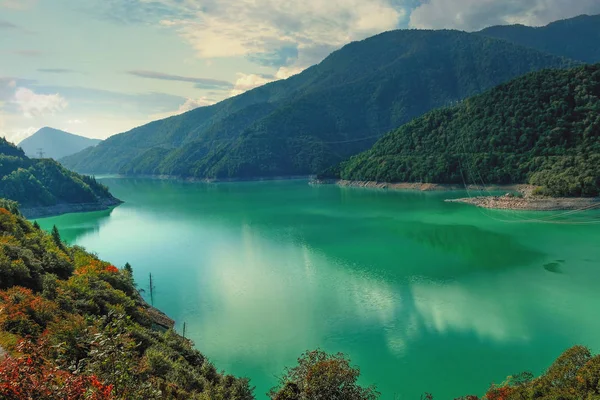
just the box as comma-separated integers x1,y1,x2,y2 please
18,127,102,160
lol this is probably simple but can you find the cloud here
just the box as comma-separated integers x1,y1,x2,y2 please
161,0,404,68
7,126,38,144
1,0,37,9
94,0,402,77
37,68,79,74
12,50,43,57
28,85,187,116
230,73,276,97
66,119,86,125
0,19,17,29
409,0,600,31
13,88,68,118
150,97,215,120
126,70,233,89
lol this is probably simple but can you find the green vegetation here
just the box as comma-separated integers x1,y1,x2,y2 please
455,346,600,400
62,29,577,179
479,14,600,64
0,137,119,209
329,64,600,197
0,205,254,399
268,350,379,400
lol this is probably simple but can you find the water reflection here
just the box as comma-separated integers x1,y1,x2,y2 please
36,208,115,243
37,178,600,399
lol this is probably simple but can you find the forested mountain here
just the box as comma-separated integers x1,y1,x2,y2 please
62,30,577,179
479,14,600,63
18,127,102,160
0,138,119,211
327,64,600,197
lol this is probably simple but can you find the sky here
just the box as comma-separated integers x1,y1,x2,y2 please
1,0,600,143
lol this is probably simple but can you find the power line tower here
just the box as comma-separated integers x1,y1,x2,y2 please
37,148,45,158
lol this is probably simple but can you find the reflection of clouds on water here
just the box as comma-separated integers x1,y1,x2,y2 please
409,281,531,344
193,222,400,370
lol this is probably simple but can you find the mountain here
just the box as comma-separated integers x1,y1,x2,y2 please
61,29,577,179
0,137,120,216
479,14,600,63
18,127,102,160
327,64,600,197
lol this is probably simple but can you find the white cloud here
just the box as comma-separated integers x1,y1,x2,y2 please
0,0,37,10
2,126,38,145
230,73,275,97
150,97,215,120
159,0,405,72
13,88,68,118
409,0,600,31
229,66,306,97
66,119,86,125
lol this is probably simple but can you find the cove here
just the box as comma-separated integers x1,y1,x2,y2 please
36,178,600,399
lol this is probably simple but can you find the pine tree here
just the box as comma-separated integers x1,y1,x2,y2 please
33,221,41,230
123,262,135,286
51,225,62,247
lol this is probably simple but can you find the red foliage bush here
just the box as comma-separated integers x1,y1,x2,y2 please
0,339,114,400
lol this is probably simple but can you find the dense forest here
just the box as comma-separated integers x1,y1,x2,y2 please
0,138,119,210
1,203,599,399
327,65,600,197
479,14,600,64
62,29,579,179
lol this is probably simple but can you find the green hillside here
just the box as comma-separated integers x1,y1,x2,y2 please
61,30,577,179
479,14,600,63
0,138,119,211
328,65,600,197
0,204,254,399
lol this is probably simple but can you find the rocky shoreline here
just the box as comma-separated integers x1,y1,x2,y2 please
21,197,123,219
312,179,599,211
311,179,528,192
446,193,600,211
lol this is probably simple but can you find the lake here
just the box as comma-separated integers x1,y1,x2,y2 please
36,178,600,399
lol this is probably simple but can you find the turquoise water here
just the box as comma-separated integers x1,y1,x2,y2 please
37,178,600,399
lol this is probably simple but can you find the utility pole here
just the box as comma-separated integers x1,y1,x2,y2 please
37,148,45,158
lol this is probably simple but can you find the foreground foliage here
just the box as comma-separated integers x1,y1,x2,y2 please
0,206,253,399
456,346,600,400
0,138,117,208
269,350,379,400
329,64,600,196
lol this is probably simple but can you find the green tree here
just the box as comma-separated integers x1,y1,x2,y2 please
269,350,379,400
51,225,62,247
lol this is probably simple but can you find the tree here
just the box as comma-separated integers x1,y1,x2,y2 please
32,221,40,230
269,350,379,400
123,263,134,285
51,225,62,247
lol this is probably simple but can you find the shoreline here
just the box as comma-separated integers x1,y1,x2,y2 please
89,173,312,183
21,197,123,219
446,194,600,211
313,179,600,211
312,179,529,192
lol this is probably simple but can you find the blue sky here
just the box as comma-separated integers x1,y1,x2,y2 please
1,0,600,143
